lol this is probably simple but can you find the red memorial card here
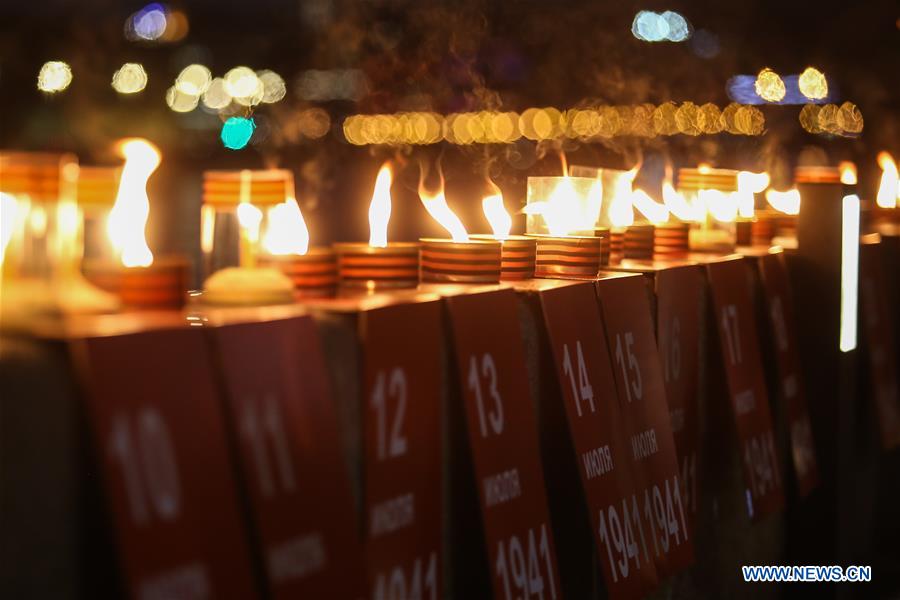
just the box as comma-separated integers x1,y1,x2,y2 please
706,257,785,519
539,280,659,599
595,274,695,577
211,316,367,599
859,242,900,449
360,301,444,599
758,252,821,496
72,326,259,600
443,287,562,600
654,265,704,528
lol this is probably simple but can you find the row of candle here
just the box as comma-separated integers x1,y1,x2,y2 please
1,141,898,316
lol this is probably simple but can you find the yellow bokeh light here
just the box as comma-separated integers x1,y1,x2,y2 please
675,102,702,136
836,102,864,134
223,67,260,99
175,64,212,96
37,61,73,93
699,103,724,134
755,68,786,102
202,77,231,110
653,102,679,136
799,104,822,133
111,63,148,94
258,70,286,103
298,108,331,139
798,67,828,100
165,86,199,112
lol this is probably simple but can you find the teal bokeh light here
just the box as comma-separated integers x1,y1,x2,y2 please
221,117,256,150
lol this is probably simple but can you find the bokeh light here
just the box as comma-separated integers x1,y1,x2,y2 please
798,67,828,100
37,61,73,93
661,11,691,42
223,67,260,99
202,77,231,110
632,10,691,42
221,116,256,150
755,68,786,102
258,70,287,103
175,64,212,96
111,63,148,94
165,86,199,112
130,3,167,41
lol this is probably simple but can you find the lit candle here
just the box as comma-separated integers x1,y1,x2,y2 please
470,179,536,280
334,162,419,290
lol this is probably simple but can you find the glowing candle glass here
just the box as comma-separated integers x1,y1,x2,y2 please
677,167,739,252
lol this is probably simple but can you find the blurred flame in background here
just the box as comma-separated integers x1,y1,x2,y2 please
876,152,899,209
482,180,512,241
737,171,770,218
608,169,637,227
701,189,738,222
263,199,309,256
631,189,669,224
766,189,801,215
418,164,468,242
368,163,392,247
662,181,700,221
839,162,858,185
0,193,19,264
107,138,160,267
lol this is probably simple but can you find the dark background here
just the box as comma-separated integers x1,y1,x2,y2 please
0,0,897,254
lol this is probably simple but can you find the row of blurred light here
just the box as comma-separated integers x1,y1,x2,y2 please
343,103,768,146
799,102,864,136
37,60,287,113
631,11,692,42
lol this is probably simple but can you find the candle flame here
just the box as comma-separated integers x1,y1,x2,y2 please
765,188,801,215
839,161,857,185
108,138,160,267
263,198,309,255
662,181,700,222
523,175,603,236
608,168,637,227
701,189,738,222
736,171,769,219
418,163,468,241
631,188,669,224
0,192,19,265
876,152,899,209
368,162,392,247
482,180,512,240
237,202,263,243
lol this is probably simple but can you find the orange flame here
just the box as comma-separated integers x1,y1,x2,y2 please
482,179,512,240
108,138,160,267
368,162,392,247
631,188,669,224
263,198,309,255
418,162,468,241
766,188,801,215
839,161,857,185
876,152,898,209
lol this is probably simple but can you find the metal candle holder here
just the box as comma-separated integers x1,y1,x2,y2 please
529,234,603,279
471,235,536,280
624,224,656,259
261,247,338,298
120,257,190,310
419,238,502,283
334,242,419,289
653,222,690,258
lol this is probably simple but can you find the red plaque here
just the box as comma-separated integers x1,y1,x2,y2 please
654,266,704,526
72,327,259,600
595,275,695,577
758,252,821,496
706,258,785,519
539,281,659,599
859,242,900,449
444,288,562,600
360,301,444,599
211,316,367,599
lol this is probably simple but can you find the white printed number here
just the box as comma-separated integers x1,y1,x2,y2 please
642,478,689,559
371,367,408,460
614,332,643,402
562,341,595,417
495,524,557,600
373,553,438,600
743,431,780,498
109,407,181,525
468,353,505,437
240,393,296,498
